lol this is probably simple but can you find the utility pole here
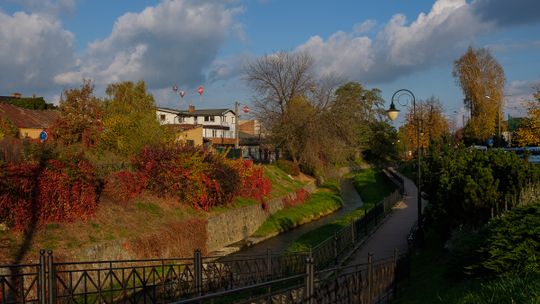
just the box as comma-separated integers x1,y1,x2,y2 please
235,101,239,150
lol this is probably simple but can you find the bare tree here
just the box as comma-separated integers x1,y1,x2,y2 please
245,51,381,172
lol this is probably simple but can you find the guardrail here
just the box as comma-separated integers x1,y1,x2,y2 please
309,190,402,270
0,250,307,304
173,251,409,304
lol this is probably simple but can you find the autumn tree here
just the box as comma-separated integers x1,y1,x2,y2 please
53,80,103,146
453,47,505,143
0,116,18,140
515,85,540,146
399,97,450,153
245,52,384,172
101,81,171,156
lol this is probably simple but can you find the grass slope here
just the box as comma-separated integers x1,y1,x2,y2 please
287,168,395,253
253,180,342,238
264,165,306,198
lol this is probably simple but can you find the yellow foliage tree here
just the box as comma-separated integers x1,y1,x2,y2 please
453,47,505,143
400,97,449,153
515,86,540,146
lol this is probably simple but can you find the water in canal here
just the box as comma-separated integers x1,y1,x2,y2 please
230,178,363,256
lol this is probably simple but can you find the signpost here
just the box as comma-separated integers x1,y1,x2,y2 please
39,130,48,142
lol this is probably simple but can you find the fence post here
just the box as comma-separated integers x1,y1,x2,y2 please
266,247,272,280
364,209,368,235
194,249,203,296
367,253,373,303
333,232,338,265
393,248,399,298
38,250,46,304
304,257,314,304
351,219,356,245
47,250,56,304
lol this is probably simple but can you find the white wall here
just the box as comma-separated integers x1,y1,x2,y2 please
156,110,180,125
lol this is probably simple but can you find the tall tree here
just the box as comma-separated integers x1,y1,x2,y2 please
515,85,540,146
245,52,381,172
400,97,450,152
101,81,170,156
453,47,505,143
53,80,103,146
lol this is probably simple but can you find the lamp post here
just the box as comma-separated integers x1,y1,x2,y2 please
386,89,423,235
484,95,501,147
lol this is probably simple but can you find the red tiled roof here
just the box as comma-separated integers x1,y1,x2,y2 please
0,103,60,128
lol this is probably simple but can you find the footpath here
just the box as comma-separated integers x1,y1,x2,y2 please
346,173,421,264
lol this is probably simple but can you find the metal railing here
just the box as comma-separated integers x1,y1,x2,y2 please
173,251,410,304
310,190,402,270
0,249,308,304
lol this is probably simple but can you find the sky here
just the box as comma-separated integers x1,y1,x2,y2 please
1,0,539,126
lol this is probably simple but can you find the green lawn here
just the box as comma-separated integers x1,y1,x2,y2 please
351,168,395,205
264,165,306,198
394,231,540,304
252,180,342,238
286,168,395,253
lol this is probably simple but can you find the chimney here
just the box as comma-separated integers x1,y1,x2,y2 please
188,104,195,113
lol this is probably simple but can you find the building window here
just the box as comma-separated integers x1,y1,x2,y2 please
212,130,217,137
204,116,215,122
159,114,166,121
187,139,195,146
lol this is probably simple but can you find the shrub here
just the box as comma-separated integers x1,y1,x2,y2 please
236,159,272,204
472,203,540,277
276,159,300,176
104,170,147,204
0,157,99,230
132,144,271,211
422,146,540,237
283,188,310,208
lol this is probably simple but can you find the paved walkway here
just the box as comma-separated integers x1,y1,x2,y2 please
346,173,421,264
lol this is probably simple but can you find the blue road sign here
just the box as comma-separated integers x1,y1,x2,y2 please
487,138,494,147
39,130,48,142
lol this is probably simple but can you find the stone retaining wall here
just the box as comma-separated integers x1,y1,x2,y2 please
206,182,317,252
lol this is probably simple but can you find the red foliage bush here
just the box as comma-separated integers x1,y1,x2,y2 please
0,158,99,230
104,170,147,204
132,144,271,211
236,160,272,204
283,188,310,208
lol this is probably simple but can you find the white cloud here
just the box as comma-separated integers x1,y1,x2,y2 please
55,0,242,91
294,0,493,84
0,10,75,94
353,19,376,34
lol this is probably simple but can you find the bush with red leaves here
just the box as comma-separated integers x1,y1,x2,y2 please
0,157,99,230
132,144,271,211
283,188,310,208
103,170,147,204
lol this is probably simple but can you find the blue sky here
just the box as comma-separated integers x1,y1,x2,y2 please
1,0,539,125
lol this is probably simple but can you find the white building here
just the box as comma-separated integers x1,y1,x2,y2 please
156,105,237,145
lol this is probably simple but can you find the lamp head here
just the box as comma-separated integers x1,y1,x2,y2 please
387,101,400,121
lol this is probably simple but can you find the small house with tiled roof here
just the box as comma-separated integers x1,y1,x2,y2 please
0,103,60,139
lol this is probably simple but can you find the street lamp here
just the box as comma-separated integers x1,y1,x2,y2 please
485,95,501,146
386,89,424,236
